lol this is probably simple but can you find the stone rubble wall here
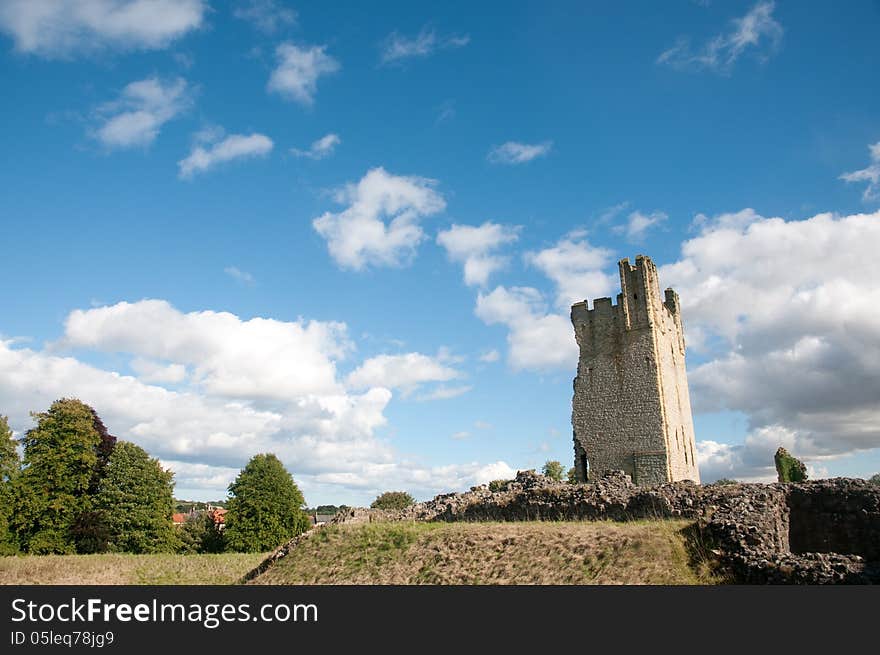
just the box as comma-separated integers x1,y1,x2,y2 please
330,470,880,584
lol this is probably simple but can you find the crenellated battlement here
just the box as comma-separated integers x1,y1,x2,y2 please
571,256,684,356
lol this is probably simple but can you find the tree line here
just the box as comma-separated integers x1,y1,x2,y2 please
0,399,310,556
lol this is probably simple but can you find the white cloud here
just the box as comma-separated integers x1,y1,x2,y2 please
472,461,517,484
487,141,553,165
613,210,668,242
233,0,296,34
436,222,520,287
660,208,880,479
178,132,273,179
93,76,192,149
416,385,473,402
268,42,339,105
346,352,460,396
479,349,500,363
657,1,783,74
475,286,577,371
524,231,615,310
380,27,470,65
291,133,341,160
58,299,351,400
130,357,187,384
840,141,880,202
0,0,206,58
224,266,255,285
0,299,517,503
312,167,446,270
451,431,470,440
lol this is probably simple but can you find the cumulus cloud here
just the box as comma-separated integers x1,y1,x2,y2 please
346,352,460,396
129,357,187,384
657,1,783,74
312,167,446,270
92,76,192,149
524,231,615,310
436,222,521,287
659,208,880,479
613,210,668,242
475,286,577,371
840,141,880,202
380,27,470,65
0,0,206,58
291,133,340,160
178,131,273,178
268,42,339,105
233,0,296,34
0,299,517,503
487,141,552,165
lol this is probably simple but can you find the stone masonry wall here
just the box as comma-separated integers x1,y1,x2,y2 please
571,256,699,485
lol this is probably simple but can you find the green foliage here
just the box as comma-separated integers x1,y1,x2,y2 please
224,454,310,553
175,500,227,513
178,512,226,554
712,478,739,486
867,474,880,487
370,491,416,510
774,447,808,483
0,415,20,554
488,479,509,492
566,467,578,484
12,399,106,554
95,441,177,554
541,460,565,482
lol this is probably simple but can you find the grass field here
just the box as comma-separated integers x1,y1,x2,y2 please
0,552,266,585
250,519,722,585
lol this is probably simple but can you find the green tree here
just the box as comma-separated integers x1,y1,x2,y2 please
867,474,880,486
541,460,565,482
224,454,309,553
178,512,226,554
566,467,578,484
488,479,509,492
370,491,416,510
713,478,739,486
12,399,110,554
95,441,177,553
774,447,808,483
0,415,20,554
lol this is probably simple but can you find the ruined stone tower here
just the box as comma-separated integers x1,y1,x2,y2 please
571,255,700,486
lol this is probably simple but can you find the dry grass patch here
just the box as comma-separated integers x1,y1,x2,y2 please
0,553,266,585
250,520,721,585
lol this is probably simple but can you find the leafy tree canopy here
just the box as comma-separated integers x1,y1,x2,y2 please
13,398,108,554
370,491,416,510
542,460,565,482
0,415,20,554
95,441,177,554
224,453,310,553
566,467,578,484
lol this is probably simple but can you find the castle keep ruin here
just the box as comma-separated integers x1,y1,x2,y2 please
571,255,700,486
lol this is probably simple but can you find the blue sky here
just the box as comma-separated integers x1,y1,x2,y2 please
1,1,879,504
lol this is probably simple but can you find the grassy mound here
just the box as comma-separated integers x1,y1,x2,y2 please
0,552,266,585
249,520,720,585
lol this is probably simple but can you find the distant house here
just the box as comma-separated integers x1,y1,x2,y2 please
208,507,228,531
172,513,187,527
311,513,335,527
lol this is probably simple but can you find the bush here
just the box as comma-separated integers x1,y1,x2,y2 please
712,478,739,486
541,460,565,481
868,474,880,487
488,479,509,493
370,491,415,510
774,447,808,483
566,467,578,484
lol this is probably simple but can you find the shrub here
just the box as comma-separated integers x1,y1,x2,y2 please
370,491,415,510
774,447,808,483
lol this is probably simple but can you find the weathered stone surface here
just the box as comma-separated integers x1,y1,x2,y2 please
331,470,880,584
570,256,700,486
